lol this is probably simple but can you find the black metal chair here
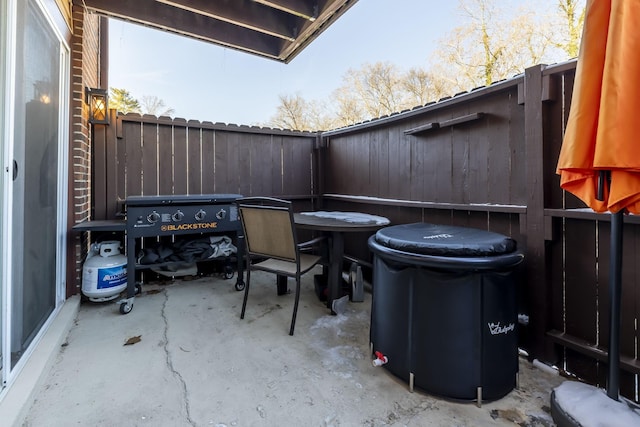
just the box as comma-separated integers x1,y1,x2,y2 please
237,197,326,335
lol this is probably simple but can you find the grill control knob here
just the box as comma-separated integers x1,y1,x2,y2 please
172,210,184,222
147,211,160,223
195,209,206,221
216,209,227,220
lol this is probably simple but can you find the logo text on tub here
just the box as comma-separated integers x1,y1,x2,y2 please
423,233,453,239
488,322,515,335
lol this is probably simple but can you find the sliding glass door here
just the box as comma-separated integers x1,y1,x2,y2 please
0,0,8,390
1,0,68,391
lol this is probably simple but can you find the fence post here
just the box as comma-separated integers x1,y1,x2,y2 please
523,64,554,361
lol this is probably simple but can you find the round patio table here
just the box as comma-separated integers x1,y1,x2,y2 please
294,211,389,312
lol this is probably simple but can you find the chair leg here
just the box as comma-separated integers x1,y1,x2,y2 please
289,275,301,336
241,267,251,319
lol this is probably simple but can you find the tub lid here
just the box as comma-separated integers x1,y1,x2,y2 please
374,222,516,256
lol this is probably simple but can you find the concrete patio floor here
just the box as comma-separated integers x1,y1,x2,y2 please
18,267,563,426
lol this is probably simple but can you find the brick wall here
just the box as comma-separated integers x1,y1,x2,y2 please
67,6,101,296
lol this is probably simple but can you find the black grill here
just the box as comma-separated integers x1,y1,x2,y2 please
125,194,241,238
120,194,245,313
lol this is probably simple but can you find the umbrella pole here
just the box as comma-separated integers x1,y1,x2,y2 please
607,209,623,401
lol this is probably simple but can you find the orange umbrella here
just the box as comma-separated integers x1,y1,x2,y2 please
556,0,640,403
557,0,640,214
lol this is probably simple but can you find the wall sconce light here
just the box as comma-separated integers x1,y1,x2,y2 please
86,87,109,125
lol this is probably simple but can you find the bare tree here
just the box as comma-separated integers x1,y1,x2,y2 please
402,68,453,106
333,62,408,121
268,0,586,130
553,0,586,58
432,0,576,91
436,0,528,88
306,99,338,131
267,93,335,131
332,93,366,129
140,95,175,117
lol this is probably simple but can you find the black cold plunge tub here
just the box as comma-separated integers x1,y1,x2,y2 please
368,222,524,404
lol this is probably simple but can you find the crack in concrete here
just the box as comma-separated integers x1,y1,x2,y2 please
162,290,196,426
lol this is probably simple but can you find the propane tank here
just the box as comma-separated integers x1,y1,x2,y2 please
82,241,127,302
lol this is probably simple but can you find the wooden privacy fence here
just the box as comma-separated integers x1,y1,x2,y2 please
93,116,320,218
90,61,640,402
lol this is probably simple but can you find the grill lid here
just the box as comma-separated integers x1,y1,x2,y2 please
125,194,242,207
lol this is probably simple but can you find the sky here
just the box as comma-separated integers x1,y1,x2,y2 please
108,0,460,126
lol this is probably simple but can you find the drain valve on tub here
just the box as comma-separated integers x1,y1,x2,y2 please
372,351,388,367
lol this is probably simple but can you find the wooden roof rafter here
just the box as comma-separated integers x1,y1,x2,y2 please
75,0,358,63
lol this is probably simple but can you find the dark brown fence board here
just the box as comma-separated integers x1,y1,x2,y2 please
324,136,344,195
547,217,565,363
377,130,391,198
248,133,272,196
488,91,519,205
354,132,370,196
508,92,527,205
372,204,423,227
267,134,282,196
487,212,518,238
213,131,232,193
281,136,298,196
236,132,252,196
365,132,381,197
468,108,489,205
271,136,286,196
123,121,142,197
452,210,487,230
172,122,188,194
430,129,453,203
225,131,245,195
456,109,474,205
336,131,366,197
283,136,313,197
187,124,202,194
337,134,355,195
387,126,411,200
619,222,639,380
566,348,600,386
324,138,340,194
201,128,215,193
157,123,173,194
545,74,567,210
409,132,425,201
142,122,158,195
423,209,453,226
115,134,126,212
564,219,598,380
235,131,250,196
450,116,468,205
247,133,263,196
